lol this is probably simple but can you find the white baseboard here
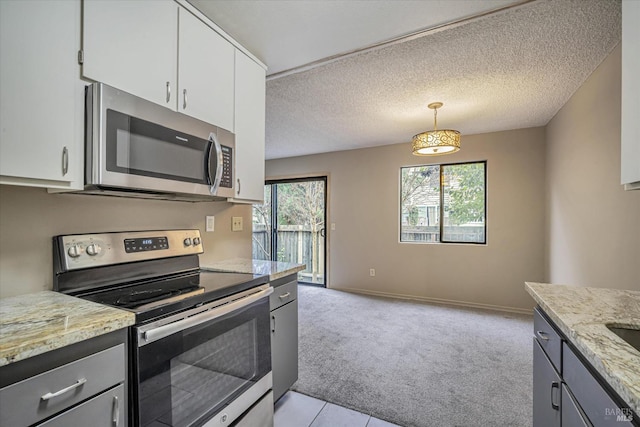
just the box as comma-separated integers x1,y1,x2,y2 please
335,287,533,315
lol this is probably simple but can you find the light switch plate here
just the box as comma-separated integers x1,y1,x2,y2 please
206,216,215,232
232,216,243,232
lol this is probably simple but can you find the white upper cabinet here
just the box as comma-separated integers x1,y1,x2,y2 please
621,0,640,190
233,50,266,203
0,0,83,189
82,1,236,132
178,8,235,131
82,0,178,109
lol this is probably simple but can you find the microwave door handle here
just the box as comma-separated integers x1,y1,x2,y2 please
206,133,223,195
141,286,273,345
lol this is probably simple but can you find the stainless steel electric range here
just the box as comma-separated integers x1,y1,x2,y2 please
53,229,274,427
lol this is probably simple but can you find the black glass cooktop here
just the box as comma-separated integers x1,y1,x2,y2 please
79,270,268,323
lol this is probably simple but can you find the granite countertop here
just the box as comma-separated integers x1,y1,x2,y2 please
525,282,640,414
202,258,306,281
0,291,135,367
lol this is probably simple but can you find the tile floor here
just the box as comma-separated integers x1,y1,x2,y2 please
274,391,402,427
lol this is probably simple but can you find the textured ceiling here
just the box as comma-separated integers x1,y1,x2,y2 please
188,0,522,75
192,0,621,160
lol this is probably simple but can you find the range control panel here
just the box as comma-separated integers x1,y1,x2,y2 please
124,236,169,253
56,229,203,271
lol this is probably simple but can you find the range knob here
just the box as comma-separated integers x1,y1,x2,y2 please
183,238,192,246
67,244,82,258
193,237,201,246
86,243,102,256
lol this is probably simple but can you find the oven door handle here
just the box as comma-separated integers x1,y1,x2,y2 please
141,286,273,345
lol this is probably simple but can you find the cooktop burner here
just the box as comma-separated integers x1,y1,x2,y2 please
80,272,198,306
114,285,201,308
77,270,267,323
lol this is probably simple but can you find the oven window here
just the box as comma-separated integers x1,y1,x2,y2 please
135,298,271,427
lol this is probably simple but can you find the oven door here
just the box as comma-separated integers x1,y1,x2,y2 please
133,285,273,427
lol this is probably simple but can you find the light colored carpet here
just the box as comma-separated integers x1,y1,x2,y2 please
291,285,533,427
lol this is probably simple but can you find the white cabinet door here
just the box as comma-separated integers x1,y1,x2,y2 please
621,0,640,190
233,51,266,203
178,8,235,131
82,0,178,109
0,0,83,189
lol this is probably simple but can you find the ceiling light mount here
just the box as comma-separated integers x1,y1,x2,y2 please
412,102,461,156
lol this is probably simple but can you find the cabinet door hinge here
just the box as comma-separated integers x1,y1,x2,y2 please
77,50,84,65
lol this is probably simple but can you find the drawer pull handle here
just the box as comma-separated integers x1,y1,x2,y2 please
551,381,560,410
41,378,86,401
536,330,550,341
279,292,291,299
112,395,119,426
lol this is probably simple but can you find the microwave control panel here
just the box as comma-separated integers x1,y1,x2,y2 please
220,145,232,188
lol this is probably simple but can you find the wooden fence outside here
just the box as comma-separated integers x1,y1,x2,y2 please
252,225,325,283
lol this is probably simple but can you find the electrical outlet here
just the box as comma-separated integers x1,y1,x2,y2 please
369,268,375,277
232,217,243,232
206,216,215,232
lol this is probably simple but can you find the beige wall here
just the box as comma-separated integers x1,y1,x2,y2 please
545,44,640,290
0,185,252,298
267,127,546,312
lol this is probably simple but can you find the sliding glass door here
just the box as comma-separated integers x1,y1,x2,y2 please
252,177,327,286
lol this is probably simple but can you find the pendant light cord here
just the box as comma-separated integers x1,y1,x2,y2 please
433,107,438,131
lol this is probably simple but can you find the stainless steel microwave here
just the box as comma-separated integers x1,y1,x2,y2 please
82,83,235,201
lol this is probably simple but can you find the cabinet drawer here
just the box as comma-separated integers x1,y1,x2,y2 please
534,307,563,373
563,343,634,426
38,384,125,427
270,280,297,310
0,344,125,427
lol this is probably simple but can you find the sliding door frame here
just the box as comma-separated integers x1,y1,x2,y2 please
265,176,328,287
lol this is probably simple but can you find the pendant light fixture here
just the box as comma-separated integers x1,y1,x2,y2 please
412,102,461,156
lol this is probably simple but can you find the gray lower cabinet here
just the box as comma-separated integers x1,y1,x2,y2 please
562,384,592,427
0,330,127,427
270,276,299,402
533,307,637,427
563,342,634,426
533,338,561,427
39,384,125,427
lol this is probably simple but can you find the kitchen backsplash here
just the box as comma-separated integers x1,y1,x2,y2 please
0,185,252,298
